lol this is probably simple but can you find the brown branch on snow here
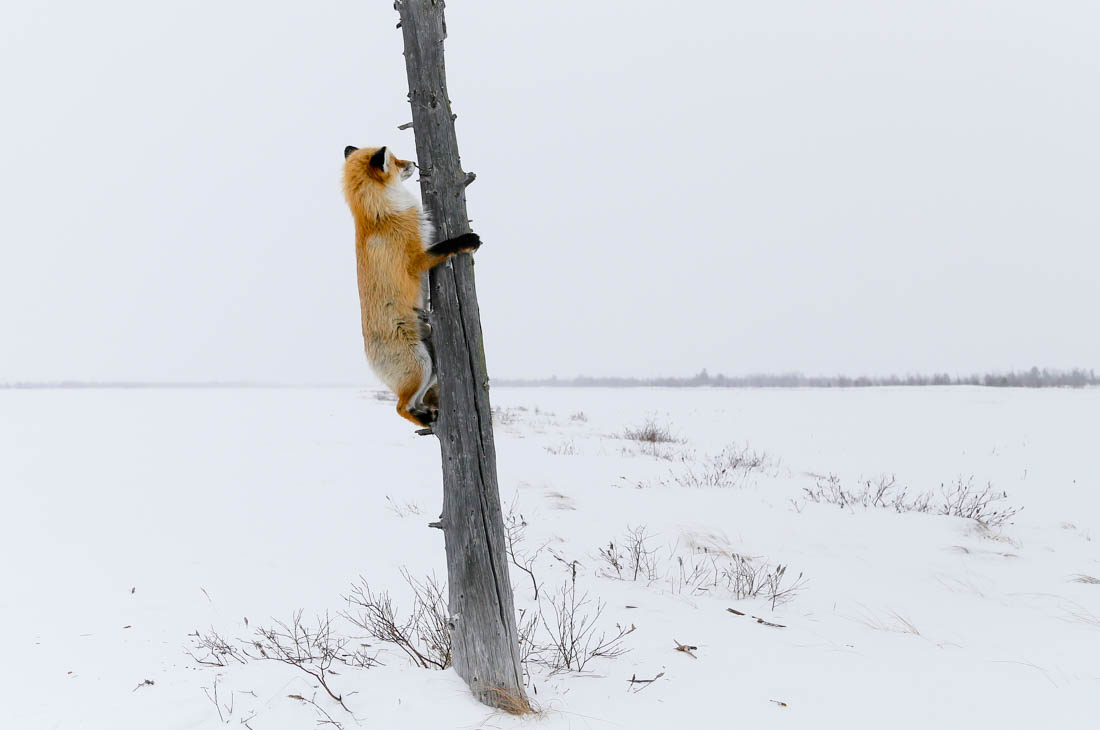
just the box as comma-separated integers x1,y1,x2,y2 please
627,672,664,693
752,616,786,628
673,640,698,659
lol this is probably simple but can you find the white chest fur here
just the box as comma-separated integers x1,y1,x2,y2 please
385,183,434,247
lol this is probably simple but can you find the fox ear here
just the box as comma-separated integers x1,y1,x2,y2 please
370,146,388,172
344,145,358,159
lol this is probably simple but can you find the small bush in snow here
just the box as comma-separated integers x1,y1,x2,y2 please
803,474,931,512
595,526,805,608
626,443,775,487
533,561,635,673
188,613,370,722
938,476,1021,527
666,443,773,488
247,611,358,711
622,418,680,444
343,570,451,670
669,551,805,608
803,474,1020,528
597,525,660,583
504,500,547,601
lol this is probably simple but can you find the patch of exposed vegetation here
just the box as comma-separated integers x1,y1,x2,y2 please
622,418,680,444
802,474,1021,528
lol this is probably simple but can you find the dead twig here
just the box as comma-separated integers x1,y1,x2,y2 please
627,671,665,693
289,693,345,729
673,639,698,658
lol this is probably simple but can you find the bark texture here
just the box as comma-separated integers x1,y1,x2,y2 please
395,0,528,712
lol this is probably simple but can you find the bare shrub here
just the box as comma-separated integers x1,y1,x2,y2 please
803,473,1020,528
188,615,376,725
187,628,247,667
516,606,542,685
343,570,451,670
1072,574,1100,585
938,476,1020,527
597,526,659,582
245,611,356,712
622,418,680,444
803,474,932,512
569,411,588,422
536,562,634,673
723,557,804,608
670,551,805,608
666,443,773,488
504,500,546,600
596,529,805,609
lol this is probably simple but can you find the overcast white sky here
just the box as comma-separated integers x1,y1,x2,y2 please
1,1,1097,383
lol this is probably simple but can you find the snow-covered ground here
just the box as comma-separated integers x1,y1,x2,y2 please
3,386,1098,728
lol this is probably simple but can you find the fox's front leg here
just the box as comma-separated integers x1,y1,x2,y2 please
419,232,482,271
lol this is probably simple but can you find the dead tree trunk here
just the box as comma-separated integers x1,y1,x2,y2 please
395,0,529,713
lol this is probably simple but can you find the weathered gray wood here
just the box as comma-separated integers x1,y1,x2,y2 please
395,0,528,713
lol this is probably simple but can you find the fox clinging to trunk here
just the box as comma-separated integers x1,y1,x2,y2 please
342,144,481,428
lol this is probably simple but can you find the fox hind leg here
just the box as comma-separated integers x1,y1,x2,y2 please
395,341,436,427
395,390,433,427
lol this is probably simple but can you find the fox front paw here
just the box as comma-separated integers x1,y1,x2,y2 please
429,232,482,256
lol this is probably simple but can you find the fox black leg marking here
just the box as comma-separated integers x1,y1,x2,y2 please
408,405,436,428
426,232,481,256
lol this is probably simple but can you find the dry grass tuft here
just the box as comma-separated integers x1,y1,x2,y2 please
622,418,680,444
480,686,538,716
853,608,922,636
1071,574,1100,585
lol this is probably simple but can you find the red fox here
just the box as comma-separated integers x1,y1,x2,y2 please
342,145,481,428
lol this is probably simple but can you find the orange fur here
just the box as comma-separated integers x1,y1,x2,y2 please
342,146,462,427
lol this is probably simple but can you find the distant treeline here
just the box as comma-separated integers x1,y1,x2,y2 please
497,367,1099,389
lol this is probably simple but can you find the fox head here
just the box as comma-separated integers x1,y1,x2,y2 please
343,146,418,221
344,145,416,184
